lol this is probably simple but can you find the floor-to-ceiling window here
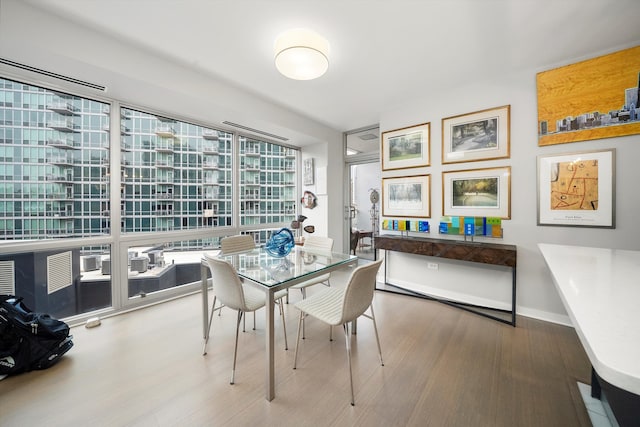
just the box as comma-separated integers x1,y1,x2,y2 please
0,76,299,321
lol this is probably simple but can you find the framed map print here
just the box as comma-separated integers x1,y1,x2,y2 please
537,149,615,228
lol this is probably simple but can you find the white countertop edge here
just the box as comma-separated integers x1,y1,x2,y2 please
538,243,640,396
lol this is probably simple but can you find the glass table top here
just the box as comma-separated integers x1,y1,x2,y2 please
217,245,356,287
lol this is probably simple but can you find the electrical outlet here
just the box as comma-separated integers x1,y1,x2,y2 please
427,262,438,270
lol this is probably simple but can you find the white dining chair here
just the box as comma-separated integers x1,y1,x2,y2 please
290,235,334,298
292,258,384,405
220,234,255,255
289,235,334,338
207,235,257,334
202,253,288,384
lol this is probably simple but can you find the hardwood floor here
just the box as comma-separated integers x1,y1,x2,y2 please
0,267,592,427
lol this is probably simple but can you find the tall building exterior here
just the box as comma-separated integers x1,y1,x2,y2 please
0,78,298,241
0,76,298,318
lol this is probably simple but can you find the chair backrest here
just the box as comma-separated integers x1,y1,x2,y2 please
220,235,255,255
202,252,246,311
303,235,334,253
340,259,383,324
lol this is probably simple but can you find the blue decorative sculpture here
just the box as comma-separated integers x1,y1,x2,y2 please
265,228,295,257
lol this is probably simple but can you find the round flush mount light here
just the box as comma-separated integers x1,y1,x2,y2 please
274,28,329,80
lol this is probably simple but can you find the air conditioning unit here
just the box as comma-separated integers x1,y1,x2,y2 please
127,250,138,266
148,250,164,266
81,255,101,272
130,257,149,273
101,257,111,275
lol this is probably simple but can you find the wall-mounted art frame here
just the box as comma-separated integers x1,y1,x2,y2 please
381,123,430,171
537,45,640,147
442,105,510,164
442,166,511,219
537,149,615,228
303,158,314,185
382,174,430,218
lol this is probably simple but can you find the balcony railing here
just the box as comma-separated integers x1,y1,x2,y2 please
155,125,176,137
155,140,174,152
47,101,77,115
203,144,219,154
202,130,219,140
47,138,79,149
156,159,174,168
48,120,78,132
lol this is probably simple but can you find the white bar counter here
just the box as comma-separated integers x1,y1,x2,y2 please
538,243,640,395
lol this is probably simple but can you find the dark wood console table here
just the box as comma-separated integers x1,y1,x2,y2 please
375,235,517,326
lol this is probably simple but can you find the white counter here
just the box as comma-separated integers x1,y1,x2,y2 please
538,243,640,396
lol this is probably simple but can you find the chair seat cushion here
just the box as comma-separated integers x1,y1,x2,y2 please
242,284,288,312
294,287,346,326
290,273,330,290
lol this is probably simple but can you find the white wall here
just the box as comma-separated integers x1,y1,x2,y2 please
379,53,640,324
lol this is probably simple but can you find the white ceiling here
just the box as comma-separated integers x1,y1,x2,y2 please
20,0,640,135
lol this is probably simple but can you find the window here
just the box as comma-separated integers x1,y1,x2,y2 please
0,76,300,320
0,78,109,239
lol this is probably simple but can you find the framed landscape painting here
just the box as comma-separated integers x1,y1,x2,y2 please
442,105,510,164
537,149,615,228
381,123,430,171
382,174,430,218
442,166,511,218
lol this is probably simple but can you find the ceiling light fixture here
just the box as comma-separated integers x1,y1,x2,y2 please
274,28,329,80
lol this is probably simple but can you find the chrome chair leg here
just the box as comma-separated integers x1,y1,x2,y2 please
369,304,384,366
300,287,307,339
293,311,304,369
203,296,219,355
231,310,243,385
343,322,355,406
278,300,288,350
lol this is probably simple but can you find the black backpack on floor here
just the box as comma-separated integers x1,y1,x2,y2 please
0,295,74,377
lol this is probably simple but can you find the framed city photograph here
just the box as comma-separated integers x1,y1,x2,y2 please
381,122,430,171
382,174,430,218
442,166,511,218
442,105,510,164
537,149,615,228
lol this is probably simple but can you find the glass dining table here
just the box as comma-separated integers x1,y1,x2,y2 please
200,245,357,401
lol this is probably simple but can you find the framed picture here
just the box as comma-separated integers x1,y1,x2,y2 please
537,149,615,228
303,158,314,185
381,123,430,171
382,174,430,218
442,105,510,164
537,45,640,146
442,166,511,218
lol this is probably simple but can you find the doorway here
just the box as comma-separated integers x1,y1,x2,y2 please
345,125,380,261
